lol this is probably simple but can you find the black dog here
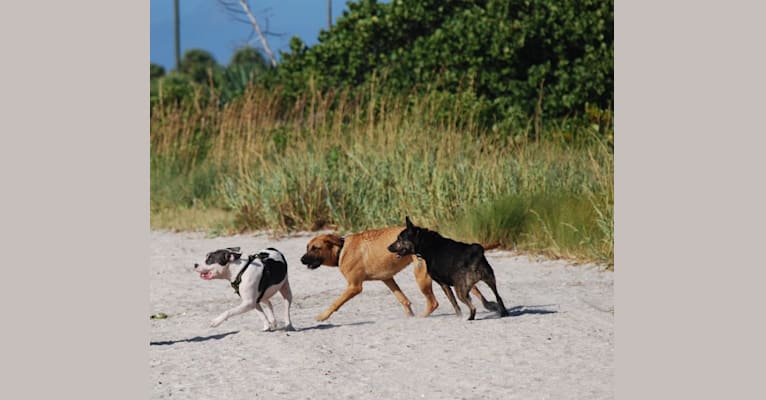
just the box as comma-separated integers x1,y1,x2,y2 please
388,216,509,320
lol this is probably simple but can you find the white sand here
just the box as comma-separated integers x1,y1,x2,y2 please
150,230,613,399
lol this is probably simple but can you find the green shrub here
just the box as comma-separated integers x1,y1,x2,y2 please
150,63,166,80
278,0,613,122
152,72,197,107
179,49,221,84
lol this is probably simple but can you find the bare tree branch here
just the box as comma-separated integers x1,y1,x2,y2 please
217,0,278,67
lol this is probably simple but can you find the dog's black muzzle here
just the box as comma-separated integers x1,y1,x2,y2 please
300,254,323,269
387,241,413,257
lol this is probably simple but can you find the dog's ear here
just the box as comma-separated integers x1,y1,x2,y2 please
405,216,414,230
229,252,241,262
226,247,240,252
327,234,344,248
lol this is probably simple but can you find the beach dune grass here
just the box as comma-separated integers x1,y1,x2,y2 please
151,84,613,265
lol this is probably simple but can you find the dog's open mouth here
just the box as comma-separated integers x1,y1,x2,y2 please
305,261,322,270
199,271,214,280
396,250,412,259
389,247,410,259
300,255,323,269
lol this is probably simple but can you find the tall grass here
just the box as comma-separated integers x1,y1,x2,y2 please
151,82,613,265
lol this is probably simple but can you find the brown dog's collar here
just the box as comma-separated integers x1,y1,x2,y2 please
337,236,346,260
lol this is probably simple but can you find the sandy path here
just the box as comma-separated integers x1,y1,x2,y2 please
150,230,613,399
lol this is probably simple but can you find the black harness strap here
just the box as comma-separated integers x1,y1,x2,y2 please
231,255,256,297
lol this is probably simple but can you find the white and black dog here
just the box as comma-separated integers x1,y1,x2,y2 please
194,247,295,331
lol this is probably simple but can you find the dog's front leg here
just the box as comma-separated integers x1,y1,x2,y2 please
210,300,256,327
413,261,439,317
382,278,414,317
316,283,363,321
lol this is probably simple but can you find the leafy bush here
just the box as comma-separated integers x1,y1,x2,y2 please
278,0,613,122
150,63,166,80
213,47,274,103
229,46,269,74
152,72,197,108
179,49,221,84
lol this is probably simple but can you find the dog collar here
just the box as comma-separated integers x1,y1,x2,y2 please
337,236,346,259
231,255,256,297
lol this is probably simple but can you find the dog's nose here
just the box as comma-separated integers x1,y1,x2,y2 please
193,263,199,269
299,255,307,264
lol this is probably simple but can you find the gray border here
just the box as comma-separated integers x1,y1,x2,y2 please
617,1,766,398
4,0,765,398
0,2,148,398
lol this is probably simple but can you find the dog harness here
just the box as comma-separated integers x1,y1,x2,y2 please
231,255,256,297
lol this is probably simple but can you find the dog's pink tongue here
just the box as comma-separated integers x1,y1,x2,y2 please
200,272,212,280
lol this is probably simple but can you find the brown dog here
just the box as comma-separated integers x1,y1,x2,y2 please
300,226,497,321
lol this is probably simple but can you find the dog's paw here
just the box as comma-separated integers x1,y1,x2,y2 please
261,325,274,332
209,318,224,328
315,313,330,322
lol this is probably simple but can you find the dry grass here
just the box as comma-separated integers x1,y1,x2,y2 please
151,83,613,265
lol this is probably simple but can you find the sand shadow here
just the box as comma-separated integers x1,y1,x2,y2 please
150,330,239,346
427,304,559,320
297,321,374,332
483,304,559,319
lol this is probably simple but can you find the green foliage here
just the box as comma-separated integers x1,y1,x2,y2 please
150,63,166,80
278,0,613,122
451,192,608,262
179,49,221,84
215,47,274,103
229,46,269,73
152,72,197,108
151,156,227,210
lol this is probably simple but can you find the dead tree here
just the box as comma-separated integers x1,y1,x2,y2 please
217,0,279,67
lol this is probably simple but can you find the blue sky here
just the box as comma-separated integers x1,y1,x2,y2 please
151,0,357,71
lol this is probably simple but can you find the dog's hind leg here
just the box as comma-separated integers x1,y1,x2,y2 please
316,283,363,321
261,300,278,330
414,261,439,317
382,278,414,317
481,261,509,317
455,282,477,320
439,284,462,317
279,279,295,331
470,285,500,312
253,303,275,331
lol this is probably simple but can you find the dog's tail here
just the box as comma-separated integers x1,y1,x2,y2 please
479,296,501,312
479,242,502,251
